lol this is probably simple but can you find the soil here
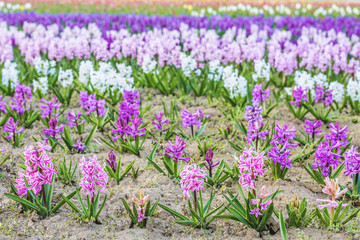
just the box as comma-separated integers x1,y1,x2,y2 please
0,88,359,240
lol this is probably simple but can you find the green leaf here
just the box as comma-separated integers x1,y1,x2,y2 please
84,126,98,148
158,203,189,221
95,195,107,220
61,194,82,215
256,203,274,232
51,190,77,214
5,193,40,212
279,211,287,240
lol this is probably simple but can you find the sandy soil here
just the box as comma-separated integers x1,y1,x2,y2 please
0,89,359,240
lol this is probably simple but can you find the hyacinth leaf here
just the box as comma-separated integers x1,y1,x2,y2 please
61,126,73,150
119,160,135,182
332,163,345,179
5,193,40,212
61,194,82,215
342,206,360,225
256,202,274,232
44,181,54,211
121,198,137,223
95,195,107,220
77,191,88,217
158,203,189,221
93,192,101,215
314,208,328,226
146,155,165,175
84,125,98,148
279,211,287,240
0,111,10,126
333,202,343,222
51,189,77,215
0,154,10,167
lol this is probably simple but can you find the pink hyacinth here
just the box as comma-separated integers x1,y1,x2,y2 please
131,189,150,223
237,147,267,191
316,178,348,217
79,156,108,198
16,142,56,197
180,164,207,198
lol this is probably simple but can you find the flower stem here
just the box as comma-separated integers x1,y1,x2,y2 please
194,191,197,213
354,173,359,196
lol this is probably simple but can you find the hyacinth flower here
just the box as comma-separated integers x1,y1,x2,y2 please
80,91,109,131
285,194,315,228
180,109,209,139
159,164,223,229
0,95,6,115
43,117,64,149
9,83,39,128
285,86,309,120
325,122,349,149
62,156,108,223
251,84,276,117
305,140,345,186
51,68,75,107
2,117,26,148
147,136,190,179
219,147,282,232
304,119,322,142
152,112,169,135
201,147,229,187
122,189,158,228
39,97,61,121
104,150,134,184
344,146,360,197
301,85,336,123
67,111,85,134
5,142,76,218
267,124,298,180
314,178,360,228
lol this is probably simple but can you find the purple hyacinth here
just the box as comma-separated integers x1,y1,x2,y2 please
80,91,107,117
251,84,270,107
73,141,86,153
39,97,61,119
112,117,128,141
43,117,64,142
344,146,360,177
0,95,6,115
312,141,342,177
126,117,146,138
105,150,117,172
118,90,140,121
203,148,219,178
152,112,169,134
3,117,24,142
290,86,308,107
244,105,263,125
245,122,269,146
315,85,333,107
67,111,85,129
10,83,32,114
325,122,349,148
181,109,205,130
164,136,190,163
304,119,322,141
268,124,298,170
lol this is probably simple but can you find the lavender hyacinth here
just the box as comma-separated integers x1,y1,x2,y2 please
105,150,117,172
3,117,24,144
40,97,61,119
344,146,360,196
73,141,86,153
325,122,349,148
181,109,208,138
312,141,342,177
290,86,308,107
244,106,263,125
10,83,32,114
304,119,322,142
251,84,270,107
80,91,107,118
203,148,219,178
268,124,298,176
67,111,85,129
164,136,190,163
43,117,64,143
152,112,169,134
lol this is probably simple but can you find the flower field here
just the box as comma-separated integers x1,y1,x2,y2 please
1,1,360,239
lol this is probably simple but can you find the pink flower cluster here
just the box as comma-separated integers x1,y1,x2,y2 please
131,189,150,223
249,186,272,217
180,164,207,198
316,178,348,211
237,147,267,191
15,142,56,197
79,155,108,198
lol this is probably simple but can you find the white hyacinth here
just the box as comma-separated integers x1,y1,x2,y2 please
222,65,247,98
33,58,56,76
58,68,74,88
329,81,344,103
33,76,49,95
208,60,224,82
180,53,197,77
141,55,158,74
252,59,270,82
1,60,19,88
78,60,94,85
347,79,360,102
